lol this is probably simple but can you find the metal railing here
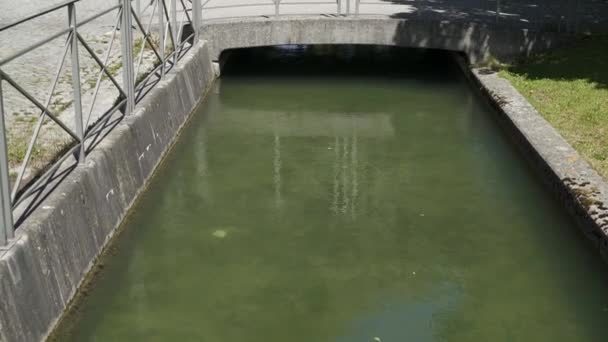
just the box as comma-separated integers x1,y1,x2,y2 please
200,0,371,17
0,0,202,244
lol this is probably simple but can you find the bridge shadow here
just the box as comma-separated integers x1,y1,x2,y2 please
388,13,564,64
387,13,607,88
500,34,608,90
379,0,607,33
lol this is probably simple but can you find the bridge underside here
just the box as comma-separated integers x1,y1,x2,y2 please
200,16,563,64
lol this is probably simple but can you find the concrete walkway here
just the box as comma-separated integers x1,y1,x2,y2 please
200,0,608,32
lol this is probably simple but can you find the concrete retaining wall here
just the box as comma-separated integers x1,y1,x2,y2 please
455,55,608,259
0,42,216,342
201,16,565,64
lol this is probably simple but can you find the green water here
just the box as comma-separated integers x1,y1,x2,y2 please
55,46,608,342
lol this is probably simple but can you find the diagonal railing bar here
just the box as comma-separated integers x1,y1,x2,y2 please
76,34,126,97
171,0,178,65
133,29,193,102
163,31,194,64
0,0,80,31
134,1,159,78
180,0,193,23
0,71,81,143
180,1,194,31
175,2,192,48
15,94,126,209
0,5,121,68
85,8,123,129
158,0,166,79
9,33,74,201
0,28,73,67
12,144,79,210
131,6,164,64
78,4,121,27
161,0,178,53
84,100,126,142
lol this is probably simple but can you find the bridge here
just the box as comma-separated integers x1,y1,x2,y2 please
198,0,595,64
0,0,606,341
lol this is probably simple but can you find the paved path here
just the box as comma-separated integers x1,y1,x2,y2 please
200,0,608,32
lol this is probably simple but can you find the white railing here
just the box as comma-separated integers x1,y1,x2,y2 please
0,0,202,243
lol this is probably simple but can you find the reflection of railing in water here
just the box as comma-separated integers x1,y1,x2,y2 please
0,0,202,244
331,132,359,219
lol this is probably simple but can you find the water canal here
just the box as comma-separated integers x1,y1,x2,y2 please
52,46,608,341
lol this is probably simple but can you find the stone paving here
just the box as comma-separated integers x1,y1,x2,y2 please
1,0,607,185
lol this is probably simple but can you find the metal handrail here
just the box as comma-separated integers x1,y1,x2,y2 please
0,0,201,244
0,0,81,31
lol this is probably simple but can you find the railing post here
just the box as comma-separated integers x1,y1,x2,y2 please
121,0,135,114
0,77,14,244
274,0,280,17
337,0,341,15
171,0,178,66
192,0,201,43
68,3,85,162
355,0,360,16
346,0,350,16
158,0,165,79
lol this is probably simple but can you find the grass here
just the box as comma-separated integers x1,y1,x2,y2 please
499,35,608,179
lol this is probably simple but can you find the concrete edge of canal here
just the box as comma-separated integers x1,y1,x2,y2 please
455,54,608,260
0,42,217,342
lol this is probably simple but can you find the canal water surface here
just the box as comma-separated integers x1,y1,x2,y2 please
53,46,608,341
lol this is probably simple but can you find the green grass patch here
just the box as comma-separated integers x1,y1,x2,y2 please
499,35,608,179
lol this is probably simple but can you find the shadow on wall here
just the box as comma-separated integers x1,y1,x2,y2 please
380,0,608,33
503,35,608,89
388,16,564,63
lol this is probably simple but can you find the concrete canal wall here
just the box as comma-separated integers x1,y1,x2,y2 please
0,42,216,342
455,56,608,260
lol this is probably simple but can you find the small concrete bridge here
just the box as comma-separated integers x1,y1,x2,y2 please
196,0,603,63
200,15,560,64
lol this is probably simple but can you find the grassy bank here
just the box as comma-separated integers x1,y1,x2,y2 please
499,35,608,179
